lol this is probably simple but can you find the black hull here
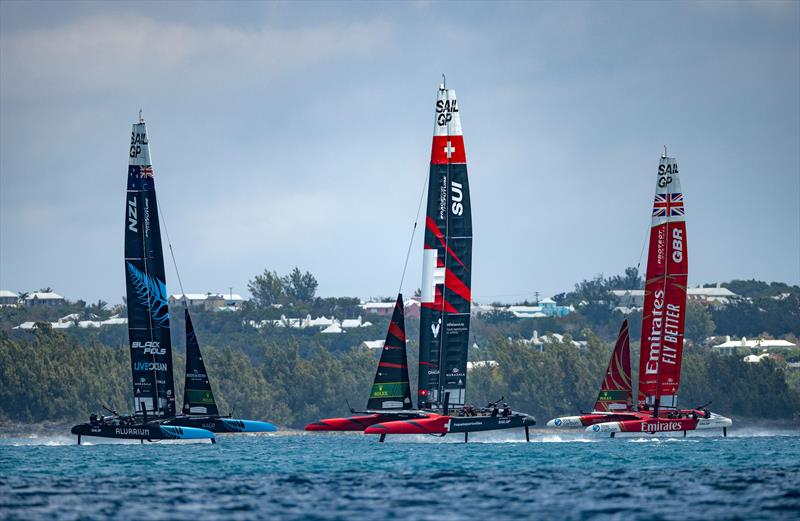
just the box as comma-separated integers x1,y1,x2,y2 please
448,415,535,433
70,422,213,441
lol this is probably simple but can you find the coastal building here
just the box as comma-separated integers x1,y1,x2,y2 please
0,290,19,306
361,298,421,319
519,330,587,351
169,292,247,311
24,292,65,307
611,284,739,308
712,336,797,356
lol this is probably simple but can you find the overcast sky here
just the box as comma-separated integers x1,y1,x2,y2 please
1,0,798,305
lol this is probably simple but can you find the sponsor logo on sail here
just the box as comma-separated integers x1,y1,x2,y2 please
134,361,167,372
132,341,166,355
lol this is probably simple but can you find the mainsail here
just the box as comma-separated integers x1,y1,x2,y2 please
124,117,176,418
637,154,688,411
182,308,219,415
418,83,473,409
367,294,413,410
593,319,633,412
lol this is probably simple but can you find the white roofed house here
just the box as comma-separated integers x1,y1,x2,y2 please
0,290,19,306
712,336,797,356
169,292,248,311
24,292,65,307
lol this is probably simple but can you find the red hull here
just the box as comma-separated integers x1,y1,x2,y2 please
305,414,385,432
364,415,447,435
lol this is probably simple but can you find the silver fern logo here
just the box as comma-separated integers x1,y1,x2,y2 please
126,262,169,326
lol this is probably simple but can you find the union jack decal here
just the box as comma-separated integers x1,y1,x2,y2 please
140,166,154,178
652,193,684,217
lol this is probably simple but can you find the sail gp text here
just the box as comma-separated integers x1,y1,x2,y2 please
436,98,458,126
132,341,165,355
130,131,147,158
657,162,677,187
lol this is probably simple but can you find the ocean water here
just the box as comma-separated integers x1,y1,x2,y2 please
1,429,799,520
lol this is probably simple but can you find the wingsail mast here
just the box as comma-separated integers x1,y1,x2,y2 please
418,77,473,410
124,113,176,419
638,150,688,417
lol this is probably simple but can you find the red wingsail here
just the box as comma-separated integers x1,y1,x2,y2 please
593,319,633,412
637,155,688,410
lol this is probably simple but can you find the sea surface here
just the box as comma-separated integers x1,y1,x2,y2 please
1,428,799,520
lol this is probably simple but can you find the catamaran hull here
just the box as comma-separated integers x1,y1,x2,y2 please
364,414,535,436
587,413,732,434
546,412,642,428
305,411,432,432
165,416,277,433
70,423,215,442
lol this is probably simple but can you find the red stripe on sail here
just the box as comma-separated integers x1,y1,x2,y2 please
378,362,407,369
388,321,405,342
445,268,471,303
426,217,466,269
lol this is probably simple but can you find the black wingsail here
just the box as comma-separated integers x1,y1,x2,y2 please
182,308,219,416
418,83,473,410
125,118,176,418
367,294,413,410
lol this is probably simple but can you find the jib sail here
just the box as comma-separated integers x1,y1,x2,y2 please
124,116,176,418
182,308,219,416
593,319,633,412
418,82,473,409
637,154,688,411
367,294,413,410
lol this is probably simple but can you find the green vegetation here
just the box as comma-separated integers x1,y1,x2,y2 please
1,272,798,428
1,326,798,428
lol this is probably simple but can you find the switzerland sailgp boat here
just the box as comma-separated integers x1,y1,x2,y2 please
363,80,535,442
305,294,429,431
71,115,214,444
546,319,640,428
586,152,732,436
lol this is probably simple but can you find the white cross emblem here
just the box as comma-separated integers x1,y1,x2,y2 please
444,141,455,158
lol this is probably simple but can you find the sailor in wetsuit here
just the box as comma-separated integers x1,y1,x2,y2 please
502,403,511,417
491,404,499,417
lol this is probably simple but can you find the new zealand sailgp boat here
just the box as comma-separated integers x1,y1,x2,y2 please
305,294,429,431
546,319,641,428
71,115,214,444
163,308,277,433
364,79,535,441
587,152,732,436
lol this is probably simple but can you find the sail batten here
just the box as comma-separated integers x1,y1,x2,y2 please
418,84,473,409
124,120,176,418
637,155,688,410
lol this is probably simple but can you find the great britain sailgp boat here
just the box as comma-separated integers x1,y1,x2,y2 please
546,319,640,428
363,79,535,442
586,152,732,436
71,115,214,444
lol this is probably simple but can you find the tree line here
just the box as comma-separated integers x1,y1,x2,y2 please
1,327,797,428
